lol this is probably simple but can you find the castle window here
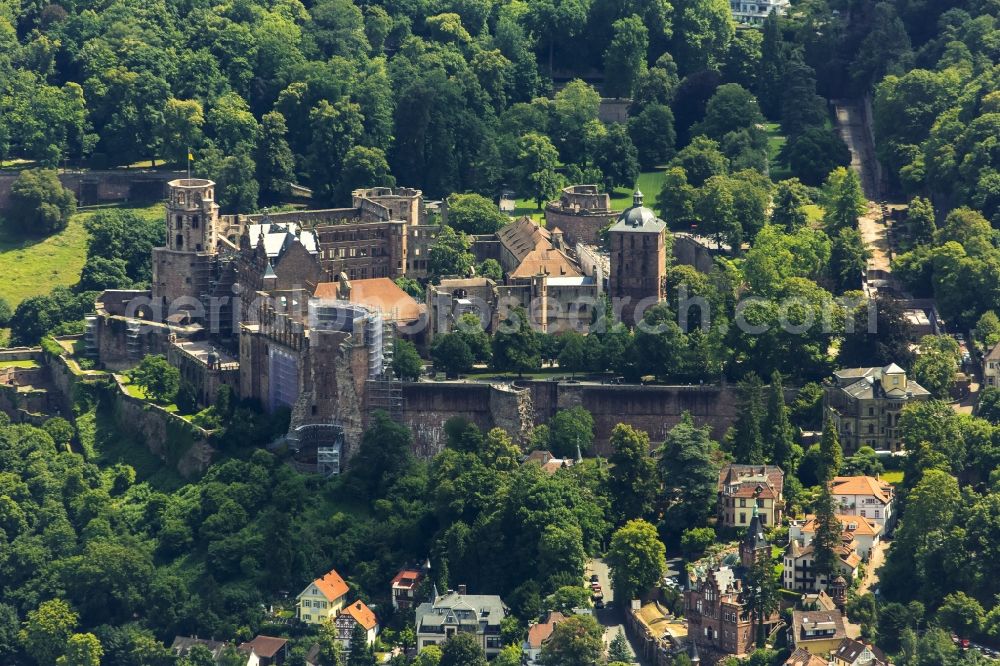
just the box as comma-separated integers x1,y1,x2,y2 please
176,234,183,248
192,215,200,229
175,215,182,229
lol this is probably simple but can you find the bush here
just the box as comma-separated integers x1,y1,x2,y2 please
6,169,76,236
0,297,12,327
680,526,716,559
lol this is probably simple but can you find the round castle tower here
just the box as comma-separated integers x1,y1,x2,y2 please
165,178,220,254
152,179,222,305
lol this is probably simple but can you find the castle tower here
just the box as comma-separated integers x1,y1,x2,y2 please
608,189,668,327
152,178,222,307
165,178,219,254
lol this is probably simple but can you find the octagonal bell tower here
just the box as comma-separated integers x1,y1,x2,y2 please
165,178,220,253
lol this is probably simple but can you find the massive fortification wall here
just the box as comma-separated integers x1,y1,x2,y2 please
0,170,182,209
528,381,740,452
400,380,742,457
672,234,718,274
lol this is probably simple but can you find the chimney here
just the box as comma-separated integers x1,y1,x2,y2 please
457,584,467,595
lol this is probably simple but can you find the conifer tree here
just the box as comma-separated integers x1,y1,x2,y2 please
818,417,843,483
763,370,796,471
730,373,764,464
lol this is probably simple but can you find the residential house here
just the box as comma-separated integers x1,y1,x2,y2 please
783,538,862,593
730,0,790,24
524,450,579,475
825,363,930,453
336,600,379,647
830,475,896,534
237,636,288,666
523,611,566,665
414,587,507,657
784,647,828,666
170,637,230,661
391,568,426,610
297,568,349,625
789,610,848,656
717,464,784,529
984,340,1000,388
831,637,890,666
789,514,882,559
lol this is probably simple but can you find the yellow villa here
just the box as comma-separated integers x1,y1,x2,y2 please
297,568,349,625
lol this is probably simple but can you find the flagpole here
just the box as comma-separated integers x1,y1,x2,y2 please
187,149,191,180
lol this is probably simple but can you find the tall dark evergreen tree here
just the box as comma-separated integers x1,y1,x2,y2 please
730,372,765,464
347,622,375,666
763,371,796,472
812,477,842,586
743,549,779,646
756,11,784,119
818,417,843,483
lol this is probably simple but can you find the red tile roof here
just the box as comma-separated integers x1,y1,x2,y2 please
527,612,566,649
313,278,424,322
342,600,378,631
312,568,349,602
391,569,424,590
831,476,893,504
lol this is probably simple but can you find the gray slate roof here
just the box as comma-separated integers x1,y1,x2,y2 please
416,591,506,630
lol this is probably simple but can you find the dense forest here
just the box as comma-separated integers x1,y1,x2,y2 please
0,0,879,211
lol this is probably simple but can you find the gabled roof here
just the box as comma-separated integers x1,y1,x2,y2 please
248,221,319,257
498,216,551,263
791,609,847,645
508,247,582,279
302,568,349,602
391,569,424,590
341,600,378,631
831,476,893,504
798,514,882,538
718,464,785,495
833,637,889,665
238,635,288,659
170,636,228,659
526,611,567,649
784,647,827,666
313,277,424,322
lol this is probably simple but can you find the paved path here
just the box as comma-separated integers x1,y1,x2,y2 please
834,100,904,296
586,558,643,664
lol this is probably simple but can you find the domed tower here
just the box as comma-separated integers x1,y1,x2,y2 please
152,178,222,307
608,190,668,326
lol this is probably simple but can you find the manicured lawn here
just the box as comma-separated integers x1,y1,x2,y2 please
804,204,824,224
512,170,670,224
0,202,163,306
0,359,39,368
609,169,669,211
881,470,904,485
765,122,791,181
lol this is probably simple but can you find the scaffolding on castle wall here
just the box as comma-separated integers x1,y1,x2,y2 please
125,320,143,360
366,308,404,421
83,315,99,358
279,422,345,477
